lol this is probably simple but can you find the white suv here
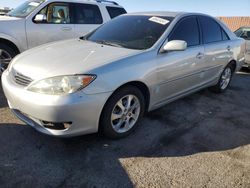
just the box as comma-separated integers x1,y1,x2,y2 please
0,0,126,71
234,27,250,68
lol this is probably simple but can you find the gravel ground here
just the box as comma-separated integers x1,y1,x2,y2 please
0,69,250,188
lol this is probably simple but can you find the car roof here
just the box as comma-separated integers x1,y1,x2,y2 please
126,11,215,18
127,11,183,17
45,0,123,7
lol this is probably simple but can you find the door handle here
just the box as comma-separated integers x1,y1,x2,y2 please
196,52,204,59
61,27,72,31
227,45,231,51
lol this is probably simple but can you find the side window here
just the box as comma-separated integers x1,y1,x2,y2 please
241,30,250,40
199,16,222,43
74,3,103,24
106,6,127,19
169,16,200,47
246,31,250,40
38,3,71,24
221,28,229,41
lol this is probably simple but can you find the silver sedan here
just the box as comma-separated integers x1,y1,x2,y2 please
1,12,246,139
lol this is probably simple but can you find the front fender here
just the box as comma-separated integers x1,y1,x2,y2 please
83,51,157,95
0,33,24,52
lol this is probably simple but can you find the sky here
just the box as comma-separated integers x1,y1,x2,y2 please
1,0,250,17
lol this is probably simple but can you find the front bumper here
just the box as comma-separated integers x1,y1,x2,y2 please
1,70,112,137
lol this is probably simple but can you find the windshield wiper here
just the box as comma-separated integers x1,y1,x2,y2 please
79,36,87,40
95,40,124,48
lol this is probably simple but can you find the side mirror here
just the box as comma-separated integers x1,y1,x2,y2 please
34,14,46,23
161,40,187,53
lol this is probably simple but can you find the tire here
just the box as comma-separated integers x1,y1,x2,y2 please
100,86,145,139
210,63,234,93
0,43,17,72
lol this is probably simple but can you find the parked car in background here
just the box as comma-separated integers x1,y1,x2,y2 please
234,27,250,68
2,12,245,139
0,7,11,16
0,0,126,72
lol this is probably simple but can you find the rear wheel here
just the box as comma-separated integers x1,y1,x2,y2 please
0,43,17,72
100,86,145,139
210,64,234,93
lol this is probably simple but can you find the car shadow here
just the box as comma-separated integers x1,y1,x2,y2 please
0,82,7,108
1,80,250,187
239,67,250,73
1,105,250,188
0,70,250,187
0,123,135,187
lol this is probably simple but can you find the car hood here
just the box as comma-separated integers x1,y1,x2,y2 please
0,15,23,21
11,39,141,80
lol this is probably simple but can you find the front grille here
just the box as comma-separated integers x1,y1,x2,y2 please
13,70,33,87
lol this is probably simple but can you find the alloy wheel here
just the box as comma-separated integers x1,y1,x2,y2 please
111,95,141,133
220,67,232,90
0,49,12,71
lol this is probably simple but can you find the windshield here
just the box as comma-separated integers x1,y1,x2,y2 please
7,0,44,18
234,28,250,40
86,15,173,50
234,28,243,37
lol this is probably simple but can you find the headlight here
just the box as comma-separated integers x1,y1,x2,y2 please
27,75,96,95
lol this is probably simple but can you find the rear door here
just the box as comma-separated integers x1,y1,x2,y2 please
26,2,76,49
198,16,233,81
72,3,103,37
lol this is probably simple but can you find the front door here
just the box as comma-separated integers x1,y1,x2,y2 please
155,16,206,105
26,2,76,49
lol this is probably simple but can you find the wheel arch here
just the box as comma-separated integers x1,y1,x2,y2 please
227,59,237,72
98,81,151,129
107,81,150,111
0,38,20,54
119,81,151,112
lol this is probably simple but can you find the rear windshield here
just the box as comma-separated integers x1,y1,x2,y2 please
106,6,127,19
87,15,173,50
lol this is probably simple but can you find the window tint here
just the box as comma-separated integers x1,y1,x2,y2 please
38,3,71,24
221,29,229,41
200,16,222,43
169,16,200,47
106,6,126,19
74,3,103,24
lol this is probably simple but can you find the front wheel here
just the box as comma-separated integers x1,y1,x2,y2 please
100,86,145,139
210,64,234,93
0,43,17,73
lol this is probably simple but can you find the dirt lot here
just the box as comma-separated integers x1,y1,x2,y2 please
0,69,250,188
